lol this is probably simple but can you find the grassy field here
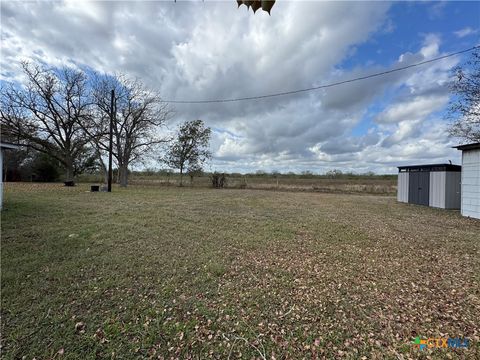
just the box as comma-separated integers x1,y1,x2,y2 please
1,183,479,359
129,176,397,195
78,173,397,195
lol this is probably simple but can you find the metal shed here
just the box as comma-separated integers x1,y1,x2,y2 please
454,143,480,219
397,164,461,209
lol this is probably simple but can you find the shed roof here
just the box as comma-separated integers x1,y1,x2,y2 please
453,142,480,151
398,163,461,172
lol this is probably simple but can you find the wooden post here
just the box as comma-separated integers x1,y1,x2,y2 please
107,89,114,192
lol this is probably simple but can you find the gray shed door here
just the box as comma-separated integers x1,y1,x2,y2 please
408,172,430,206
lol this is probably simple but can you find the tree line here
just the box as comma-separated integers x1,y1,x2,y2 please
0,62,211,187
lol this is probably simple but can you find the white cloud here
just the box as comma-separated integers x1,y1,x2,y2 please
0,1,463,174
427,1,447,20
454,27,478,38
376,95,449,124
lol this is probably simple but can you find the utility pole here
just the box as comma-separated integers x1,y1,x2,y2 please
107,89,114,192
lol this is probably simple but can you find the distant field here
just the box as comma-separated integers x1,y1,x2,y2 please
1,183,479,359
79,173,397,195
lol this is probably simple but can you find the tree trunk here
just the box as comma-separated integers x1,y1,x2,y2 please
95,148,108,184
119,164,128,187
179,166,183,187
103,164,108,185
64,158,74,182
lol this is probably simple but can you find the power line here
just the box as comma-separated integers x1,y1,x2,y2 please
165,45,479,104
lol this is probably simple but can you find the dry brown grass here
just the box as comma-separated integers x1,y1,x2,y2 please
1,183,478,359
128,176,397,195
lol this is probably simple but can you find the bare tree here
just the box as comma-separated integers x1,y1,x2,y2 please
86,74,172,187
448,50,480,143
164,120,211,186
0,62,92,182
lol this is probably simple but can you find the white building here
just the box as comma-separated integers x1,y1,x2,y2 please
455,143,480,219
0,142,20,210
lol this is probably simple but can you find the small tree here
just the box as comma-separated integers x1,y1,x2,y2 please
447,50,480,143
326,169,343,178
164,120,211,186
211,172,227,188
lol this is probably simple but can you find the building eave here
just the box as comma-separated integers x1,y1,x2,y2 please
453,142,480,151
0,142,21,150
397,163,461,172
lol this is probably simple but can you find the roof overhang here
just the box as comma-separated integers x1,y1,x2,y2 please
398,164,461,172
453,142,480,151
0,142,21,150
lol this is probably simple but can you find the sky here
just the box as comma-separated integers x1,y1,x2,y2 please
1,0,479,174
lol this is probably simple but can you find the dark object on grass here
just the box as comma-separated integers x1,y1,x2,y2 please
64,181,75,187
91,185,100,192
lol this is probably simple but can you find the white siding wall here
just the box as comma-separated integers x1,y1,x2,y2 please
0,150,3,210
429,171,446,208
397,172,409,202
461,149,480,219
